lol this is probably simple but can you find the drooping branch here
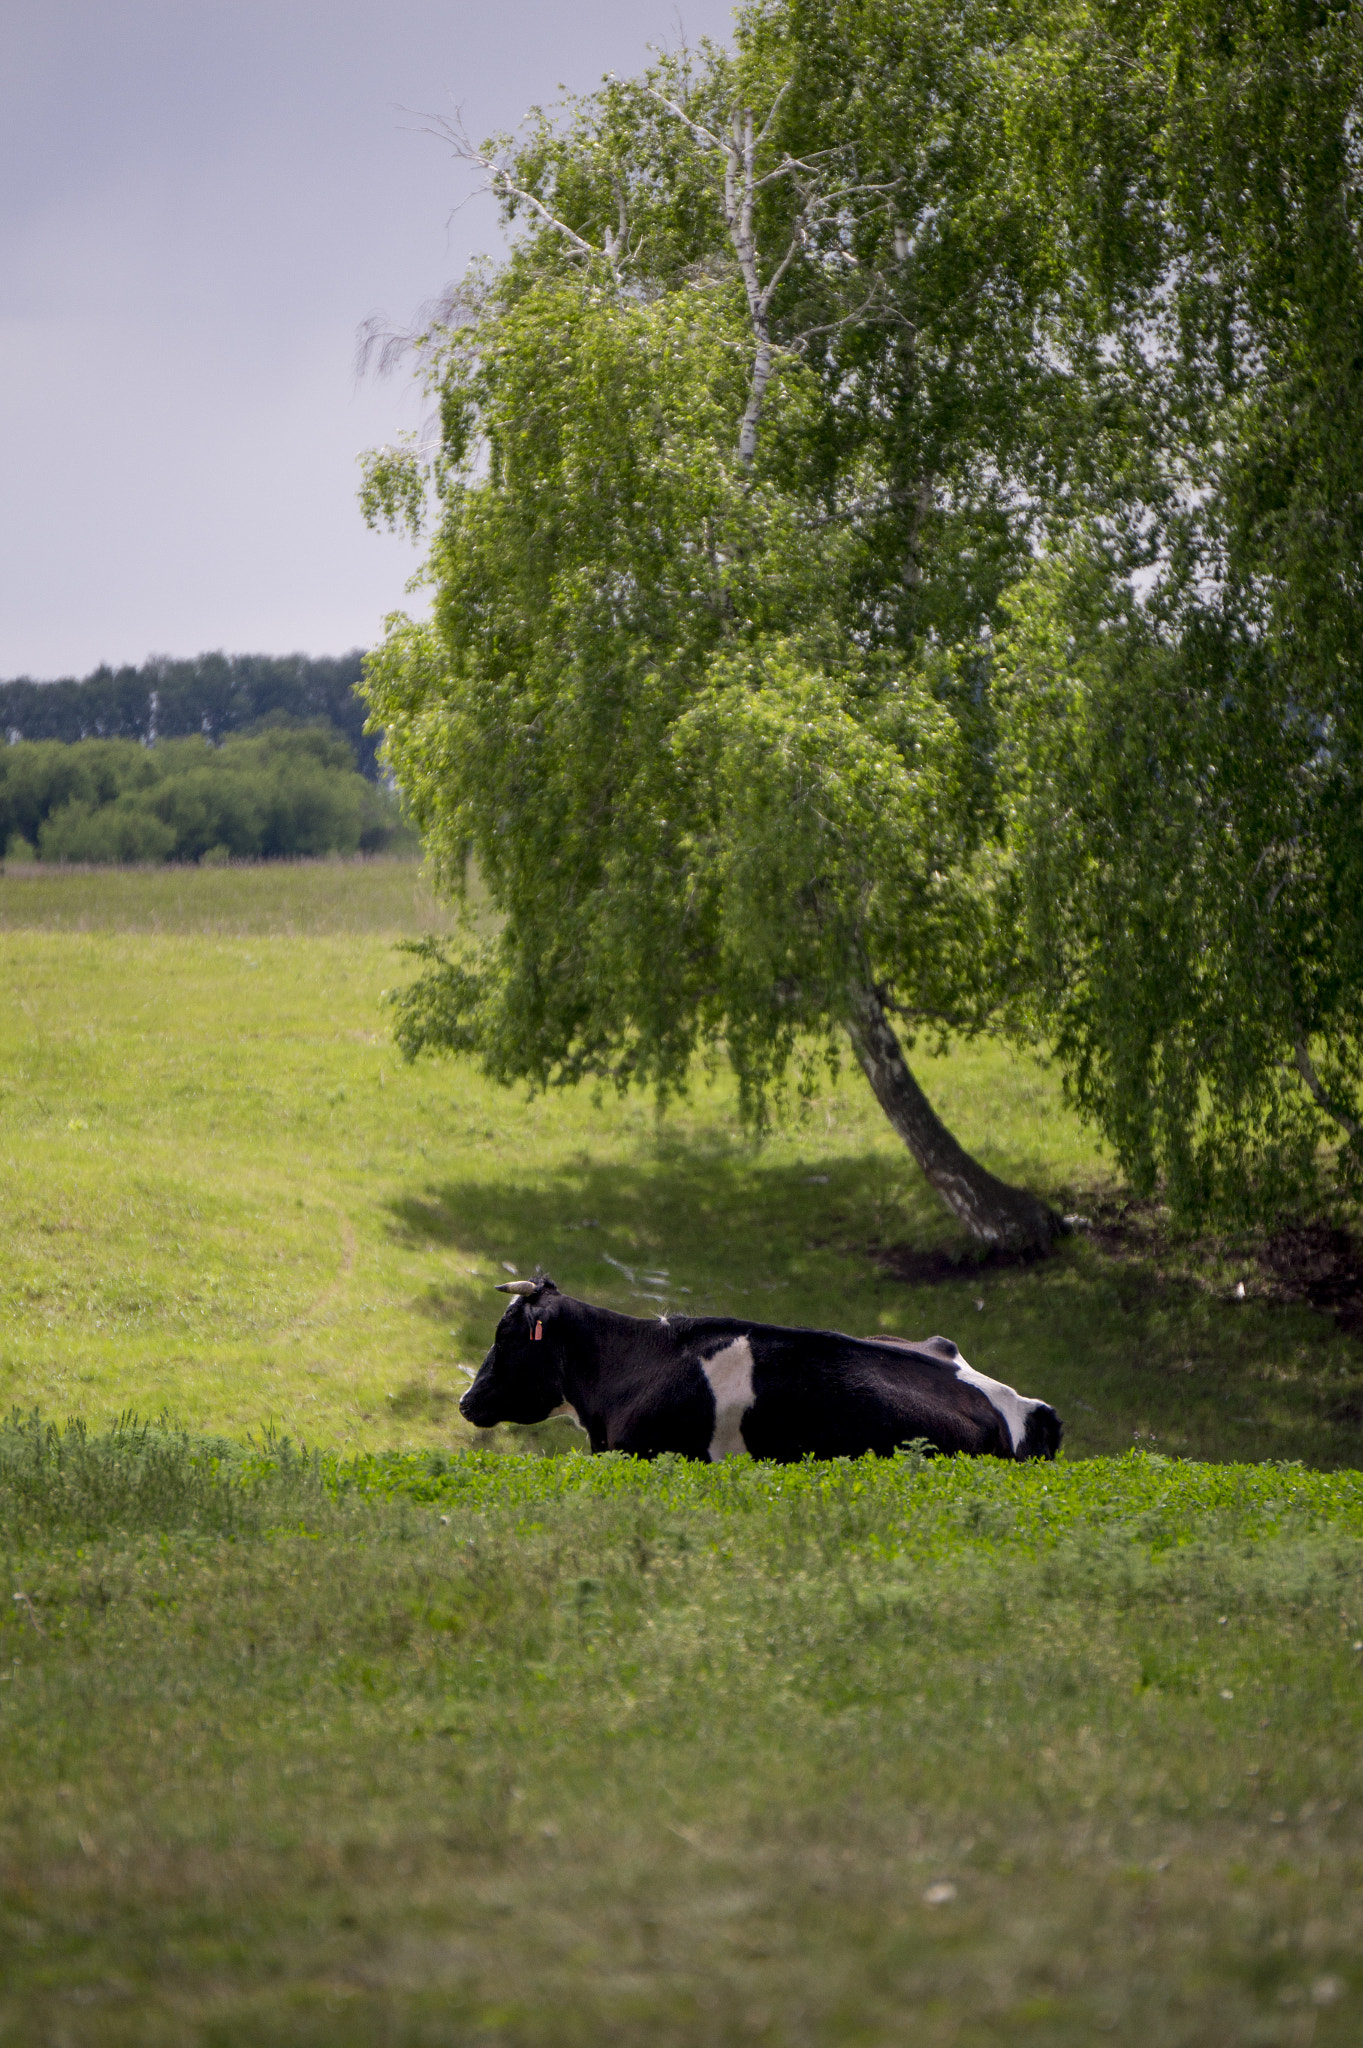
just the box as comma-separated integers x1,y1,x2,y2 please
1293,1034,1361,1141
1251,849,1362,1148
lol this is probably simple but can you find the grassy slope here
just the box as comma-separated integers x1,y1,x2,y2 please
0,1425,1360,2046
3,862,1362,1465
3,860,1363,2045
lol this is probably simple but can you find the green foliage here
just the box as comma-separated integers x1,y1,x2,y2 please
361,4,1070,1130
0,727,412,865
998,0,1363,1223
342,1437,1363,1545
1000,563,1360,1223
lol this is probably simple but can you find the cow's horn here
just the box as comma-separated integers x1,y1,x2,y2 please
496,1279,538,1296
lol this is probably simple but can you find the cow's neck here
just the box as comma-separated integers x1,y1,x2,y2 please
552,1297,669,1429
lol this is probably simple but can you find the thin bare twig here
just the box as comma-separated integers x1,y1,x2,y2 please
12,1591,44,1634
356,278,482,380
425,108,631,281
380,86,904,480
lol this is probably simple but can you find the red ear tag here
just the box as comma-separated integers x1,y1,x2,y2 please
534,1321,543,1341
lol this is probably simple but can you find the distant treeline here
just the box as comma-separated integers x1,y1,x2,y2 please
0,652,381,778
1,729,413,866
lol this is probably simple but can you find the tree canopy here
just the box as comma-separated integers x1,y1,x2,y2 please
999,0,1363,1220
363,0,1363,1236
363,0,1076,1248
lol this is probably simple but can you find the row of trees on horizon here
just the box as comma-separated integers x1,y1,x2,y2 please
0,653,381,780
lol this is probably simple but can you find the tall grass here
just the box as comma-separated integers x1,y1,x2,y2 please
0,852,460,934
0,1410,324,1543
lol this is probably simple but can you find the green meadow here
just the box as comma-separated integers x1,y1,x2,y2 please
2,859,1362,2045
6,859,1362,1466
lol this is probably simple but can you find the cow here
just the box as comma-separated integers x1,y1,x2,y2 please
458,1274,1061,1462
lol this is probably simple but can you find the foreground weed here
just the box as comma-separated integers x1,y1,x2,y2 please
0,1411,327,1545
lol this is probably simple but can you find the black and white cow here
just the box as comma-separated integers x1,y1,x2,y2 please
459,1275,1061,1462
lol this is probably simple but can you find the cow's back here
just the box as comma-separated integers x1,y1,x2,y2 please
671,1321,1015,1462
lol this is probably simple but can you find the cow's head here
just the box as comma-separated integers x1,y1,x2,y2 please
458,1274,563,1428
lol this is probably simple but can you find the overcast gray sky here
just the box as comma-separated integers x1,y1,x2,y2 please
1,0,735,680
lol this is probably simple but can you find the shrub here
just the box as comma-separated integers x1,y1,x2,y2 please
39,796,178,864
0,728,414,864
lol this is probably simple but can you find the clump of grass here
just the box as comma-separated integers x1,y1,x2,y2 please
0,1411,324,1545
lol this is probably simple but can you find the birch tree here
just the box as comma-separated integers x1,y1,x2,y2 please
362,3,1072,1249
998,0,1363,1223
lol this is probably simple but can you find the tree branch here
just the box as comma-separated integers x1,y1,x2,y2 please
422,89,907,473
425,109,630,281
643,84,902,470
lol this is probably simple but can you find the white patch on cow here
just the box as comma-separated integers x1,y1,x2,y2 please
549,1401,588,1434
948,1348,1041,1454
700,1337,754,1461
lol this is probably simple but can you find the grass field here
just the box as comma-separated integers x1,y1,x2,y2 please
5,859,1362,1467
2,858,1362,2044
2,1423,1361,2045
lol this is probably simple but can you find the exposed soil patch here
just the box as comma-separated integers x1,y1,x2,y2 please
876,1195,1363,1338
871,1241,1050,1285
1083,1197,1363,1334
1256,1221,1363,1338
